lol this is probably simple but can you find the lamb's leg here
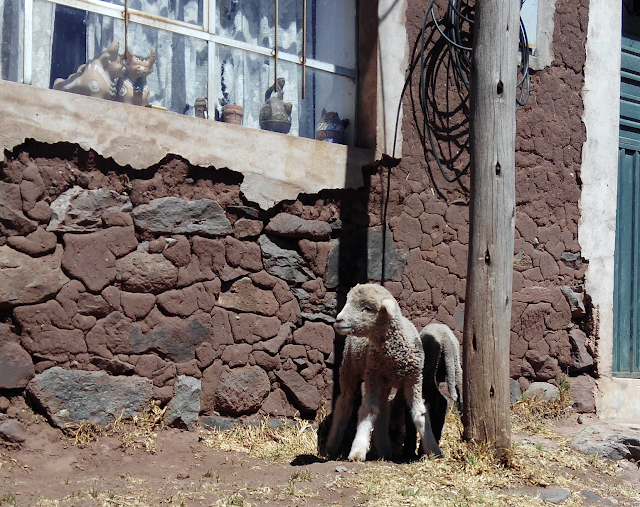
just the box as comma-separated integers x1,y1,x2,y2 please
401,403,418,459
372,392,392,460
404,382,441,457
349,384,389,461
326,378,359,458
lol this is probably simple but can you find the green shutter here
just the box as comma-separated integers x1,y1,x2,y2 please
614,36,640,377
614,149,640,377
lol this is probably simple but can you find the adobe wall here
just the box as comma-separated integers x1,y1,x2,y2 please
0,0,596,423
0,144,381,421
392,0,594,397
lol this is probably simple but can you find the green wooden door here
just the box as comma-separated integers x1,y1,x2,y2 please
613,36,640,377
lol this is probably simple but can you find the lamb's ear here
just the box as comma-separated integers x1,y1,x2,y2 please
381,299,396,316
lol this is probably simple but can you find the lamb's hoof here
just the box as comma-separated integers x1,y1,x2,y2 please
401,450,418,462
325,445,339,460
348,449,367,462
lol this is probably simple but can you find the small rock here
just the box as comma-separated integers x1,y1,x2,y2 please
26,367,153,427
571,423,640,461
214,366,270,416
525,382,560,402
335,466,347,473
561,286,586,319
90,356,135,375
258,235,315,284
48,187,132,232
509,378,521,404
275,369,321,414
0,245,69,308
0,342,35,389
200,415,236,431
0,396,10,413
581,491,614,506
265,213,332,241
0,419,27,443
569,374,596,413
132,197,232,236
569,329,594,372
536,487,571,504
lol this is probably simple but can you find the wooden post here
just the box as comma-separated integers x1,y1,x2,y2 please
462,0,520,451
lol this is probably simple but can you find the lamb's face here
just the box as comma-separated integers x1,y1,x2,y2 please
334,284,397,337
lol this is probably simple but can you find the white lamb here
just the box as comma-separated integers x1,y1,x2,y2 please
326,283,441,461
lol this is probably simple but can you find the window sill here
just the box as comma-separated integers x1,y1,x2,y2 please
0,80,375,210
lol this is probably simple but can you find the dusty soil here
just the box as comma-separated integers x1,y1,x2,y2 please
1,412,639,507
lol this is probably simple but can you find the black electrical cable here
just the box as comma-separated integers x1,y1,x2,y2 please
391,0,531,181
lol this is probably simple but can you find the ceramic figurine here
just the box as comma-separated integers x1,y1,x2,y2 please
195,97,208,119
259,77,292,134
116,48,157,107
52,40,125,100
315,109,350,144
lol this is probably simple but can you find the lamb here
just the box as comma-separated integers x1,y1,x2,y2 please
402,323,463,457
326,283,441,461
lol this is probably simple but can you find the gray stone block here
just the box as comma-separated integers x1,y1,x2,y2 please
132,197,232,236
165,375,201,427
26,367,153,428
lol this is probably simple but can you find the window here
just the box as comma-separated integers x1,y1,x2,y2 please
0,0,357,145
519,0,556,71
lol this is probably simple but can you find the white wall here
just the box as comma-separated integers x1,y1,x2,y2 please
581,0,640,418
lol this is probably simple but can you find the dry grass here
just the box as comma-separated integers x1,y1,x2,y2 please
197,388,639,507
511,376,573,435
200,417,318,461
64,402,166,452
331,408,638,507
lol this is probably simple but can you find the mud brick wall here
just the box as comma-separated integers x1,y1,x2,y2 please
390,0,594,391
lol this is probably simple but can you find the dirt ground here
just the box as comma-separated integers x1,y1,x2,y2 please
1,409,640,507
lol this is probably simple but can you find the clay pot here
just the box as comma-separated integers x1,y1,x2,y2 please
194,97,208,119
223,104,243,125
315,108,350,144
259,78,292,134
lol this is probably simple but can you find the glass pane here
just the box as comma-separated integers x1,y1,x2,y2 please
0,0,23,83
101,0,203,27
214,44,354,145
34,2,207,116
309,0,356,70
215,45,272,128
520,0,538,51
278,0,302,58
126,21,208,114
301,65,355,145
217,0,275,51
214,47,303,135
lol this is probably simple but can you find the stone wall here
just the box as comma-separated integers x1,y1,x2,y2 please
0,145,408,423
0,0,596,423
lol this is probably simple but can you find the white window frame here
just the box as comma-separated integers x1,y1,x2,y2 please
21,0,356,123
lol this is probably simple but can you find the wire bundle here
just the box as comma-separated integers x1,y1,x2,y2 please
392,0,530,185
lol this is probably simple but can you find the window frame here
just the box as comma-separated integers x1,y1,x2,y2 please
21,0,357,132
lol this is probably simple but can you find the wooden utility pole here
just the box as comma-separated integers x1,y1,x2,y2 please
462,0,520,451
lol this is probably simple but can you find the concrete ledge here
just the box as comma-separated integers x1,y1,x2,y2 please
0,80,375,210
